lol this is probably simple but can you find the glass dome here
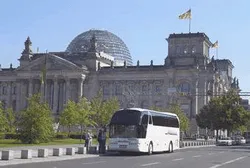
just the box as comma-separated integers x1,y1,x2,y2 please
66,29,132,66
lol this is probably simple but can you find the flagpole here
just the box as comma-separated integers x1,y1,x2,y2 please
216,47,218,59
189,8,191,33
189,18,191,33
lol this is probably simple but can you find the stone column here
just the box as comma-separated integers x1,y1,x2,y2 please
65,78,70,102
16,80,21,112
28,79,33,97
192,78,199,118
203,77,207,105
78,78,84,101
53,78,58,114
44,79,48,102
7,81,12,108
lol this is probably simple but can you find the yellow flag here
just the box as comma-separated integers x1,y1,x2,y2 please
179,9,191,19
212,40,219,48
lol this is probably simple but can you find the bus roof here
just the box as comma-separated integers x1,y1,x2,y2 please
119,108,178,117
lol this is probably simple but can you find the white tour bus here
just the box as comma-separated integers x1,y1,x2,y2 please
108,108,180,154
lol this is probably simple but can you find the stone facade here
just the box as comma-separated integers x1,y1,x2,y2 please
0,32,234,136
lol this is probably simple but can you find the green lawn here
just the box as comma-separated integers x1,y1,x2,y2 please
0,139,98,148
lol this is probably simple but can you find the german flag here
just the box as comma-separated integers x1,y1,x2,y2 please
179,9,191,19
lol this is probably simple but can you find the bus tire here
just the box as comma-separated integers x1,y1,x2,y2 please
148,143,153,155
169,142,173,153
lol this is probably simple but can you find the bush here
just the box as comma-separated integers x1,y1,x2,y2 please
55,133,68,139
5,133,19,139
69,134,83,139
0,133,5,139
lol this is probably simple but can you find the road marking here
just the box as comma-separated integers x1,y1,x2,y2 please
172,158,184,161
208,153,214,155
193,155,201,158
141,162,160,167
124,157,136,160
219,151,224,153
209,156,247,168
82,161,106,165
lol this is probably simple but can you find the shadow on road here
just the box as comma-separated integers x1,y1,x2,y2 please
100,151,169,157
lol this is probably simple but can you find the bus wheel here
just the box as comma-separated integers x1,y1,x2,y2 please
148,143,153,155
169,142,173,153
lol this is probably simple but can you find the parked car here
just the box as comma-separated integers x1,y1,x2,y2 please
239,137,246,144
232,136,247,145
217,137,233,146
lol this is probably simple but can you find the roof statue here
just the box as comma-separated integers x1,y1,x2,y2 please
22,36,33,54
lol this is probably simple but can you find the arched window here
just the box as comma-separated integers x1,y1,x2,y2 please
12,86,16,95
178,82,191,93
2,86,7,95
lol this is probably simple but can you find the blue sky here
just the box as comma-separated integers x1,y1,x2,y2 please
0,0,249,92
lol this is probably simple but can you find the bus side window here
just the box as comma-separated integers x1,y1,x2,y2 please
149,115,153,124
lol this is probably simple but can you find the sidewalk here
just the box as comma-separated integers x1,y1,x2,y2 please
0,145,99,167
0,144,84,151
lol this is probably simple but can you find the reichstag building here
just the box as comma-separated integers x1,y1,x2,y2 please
0,29,234,135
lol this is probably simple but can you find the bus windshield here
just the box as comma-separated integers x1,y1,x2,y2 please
109,110,146,138
109,110,141,125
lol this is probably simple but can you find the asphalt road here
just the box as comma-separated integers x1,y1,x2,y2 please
2,146,250,168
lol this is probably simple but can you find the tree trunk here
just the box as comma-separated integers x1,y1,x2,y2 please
68,126,71,137
216,129,219,142
80,125,83,142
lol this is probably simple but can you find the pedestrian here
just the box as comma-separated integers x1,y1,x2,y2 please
101,127,107,154
98,129,103,154
85,131,90,152
88,130,93,147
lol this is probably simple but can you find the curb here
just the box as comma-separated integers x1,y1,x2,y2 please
0,154,98,167
178,145,216,150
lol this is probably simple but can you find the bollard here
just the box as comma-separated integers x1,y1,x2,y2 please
78,147,86,154
21,150,32,159
38,149,49,158
88,146,98,154
53,148,63,156
1,150,14,160
66,148,75,155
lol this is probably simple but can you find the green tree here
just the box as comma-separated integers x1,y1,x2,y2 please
102,97,120,126
197,89,250,140
17,94,54,144
168,104,189,132
60,100,78,137
77,97,95,141
90,91,103,127
90,91,120,127
5,107,15,133
220,89,250,135
196,97,225,142
0,102,8,133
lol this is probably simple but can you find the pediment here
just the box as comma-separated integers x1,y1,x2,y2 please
16,54,83,71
